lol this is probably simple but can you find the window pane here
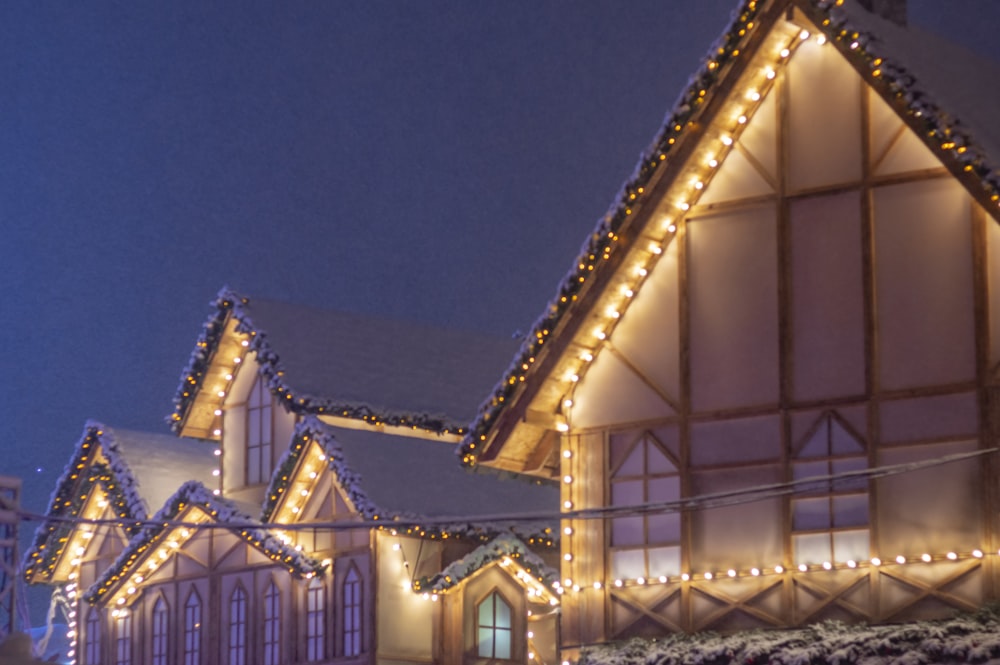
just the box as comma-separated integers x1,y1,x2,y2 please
793,460,830,483
611,481,642,506
648,512,681,543
611,548,645,580
478,597,493,625
832,494,868,527
647,476,679,502
833,529,869,561
831,457,868,492
611,516,644,546
648,546,681,578
793,532,832,565
477,630,493,658
646,441,677,474
792,497,831,530
494,595,511,629
494,627,512,659
616,444,645,477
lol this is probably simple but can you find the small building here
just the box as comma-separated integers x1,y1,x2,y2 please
25,293,559,665
460,0,1000,658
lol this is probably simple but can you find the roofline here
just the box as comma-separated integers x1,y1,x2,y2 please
460,0,1000,471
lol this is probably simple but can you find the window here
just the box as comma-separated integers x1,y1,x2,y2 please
263,582,281,665
184,591,202,665
247,374,274,485
306,577,325,661
791,412,870,566
151,599,168,665
85,608,101,665
608,432,681,580
343,566,362,656
228,586,248,665
114,612,131,665
476,591,512,660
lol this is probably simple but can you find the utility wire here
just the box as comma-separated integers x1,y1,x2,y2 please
15,447,995,534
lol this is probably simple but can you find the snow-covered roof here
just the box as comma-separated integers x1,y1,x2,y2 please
263,418,558,543
87,481,324,605
171,288,519,437
104,428,217,515
460,0,1000,469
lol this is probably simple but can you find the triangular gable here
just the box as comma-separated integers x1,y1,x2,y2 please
87,481,323,608
460,0,1000,477
170,288,492,441
411,534,559,605
263,418,557,548
23,423,147,584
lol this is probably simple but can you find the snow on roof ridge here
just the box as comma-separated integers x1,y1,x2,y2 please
87,480,324,604
459,0,1000,467
412,532,559,595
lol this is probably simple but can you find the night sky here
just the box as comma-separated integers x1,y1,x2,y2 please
2,0,1000,616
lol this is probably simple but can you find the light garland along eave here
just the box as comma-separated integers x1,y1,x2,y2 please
552,547,993,595
169,288,470,441
460,3,808,466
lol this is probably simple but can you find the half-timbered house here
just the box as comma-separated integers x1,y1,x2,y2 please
458,0,1000,657
25,293,560,665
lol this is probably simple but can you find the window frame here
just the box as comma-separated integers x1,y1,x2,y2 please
114,611,132,665
246,373,274,485
85,606,101,665
343,565,363,657
263,581,281,665
228,585,248,665
305,576,326,661
476,589,513,660
183,590,202,665
151,597,169,665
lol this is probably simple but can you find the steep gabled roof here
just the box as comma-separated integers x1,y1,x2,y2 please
263,418,558,546
23,422,214,583
459,0,1000,475
170,288,519,440
87,481,323,607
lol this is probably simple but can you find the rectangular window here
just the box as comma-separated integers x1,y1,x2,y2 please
343,568,362,656
184,593,202,665
477,591,512,659
246,375,274,485
228,588,247,665
306,578,325,661
114,614,131,665
85,609,101,665
151,600,168,665
263,584,280,665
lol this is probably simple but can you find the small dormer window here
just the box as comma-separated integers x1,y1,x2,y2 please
246,374,274,485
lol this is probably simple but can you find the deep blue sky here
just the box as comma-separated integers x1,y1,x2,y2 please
2,0,999,615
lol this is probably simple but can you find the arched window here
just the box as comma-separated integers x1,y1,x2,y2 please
263,582,281,665
343,566,362,656
114,611,132,665
305,577,325,661
228,586,248,665
151,598,168,665
246,374,274,485
791,412,869,566
476,591,512,660
85,607,101,665
183,590,202,665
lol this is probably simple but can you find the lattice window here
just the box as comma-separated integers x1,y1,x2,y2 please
114,613,131,665
476,590,512,659
228,586,247,665
85,607,101,665
608,432,681,580
791,412,869,566
306,576,326,661
247,374,274,485
263,582,281,665
183,591,202,665
343,566,362,656
151,599,168,665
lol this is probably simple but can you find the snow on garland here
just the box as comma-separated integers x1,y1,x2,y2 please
458,0,1000,467
23,422,148,583
411,533,558,594
168,287,467,437
262,418,557,547
575,605,1000,665
87,481,323,604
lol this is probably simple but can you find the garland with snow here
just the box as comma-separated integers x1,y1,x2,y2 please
168,288,467,437
576,605,1000,665
87,481,324,604
23,423,148,583
458,0,1000,467
262,418,557,547
411,533,559,594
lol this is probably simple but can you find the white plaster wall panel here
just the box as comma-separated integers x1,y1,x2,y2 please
688,205,779,412
689,465,783,570
274,405,296,468
869,87,943,176
690,414,781,466
988,216,1000,367
879,392,978,445
223,405,246,492
376,534,434,659
790,192,866,402
874,180,975,389
571,348,673,430
698,146,775,206
609,240,681,401
876,440,981,554
230,354,260,404
786,40,862,191
737,89,778,182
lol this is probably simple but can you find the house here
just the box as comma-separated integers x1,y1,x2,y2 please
24,293,560,665
457,0,1000,657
